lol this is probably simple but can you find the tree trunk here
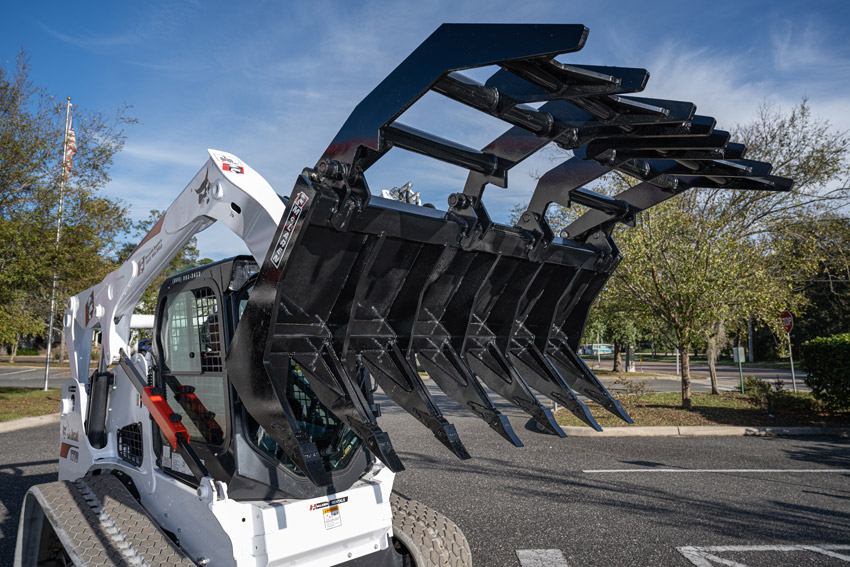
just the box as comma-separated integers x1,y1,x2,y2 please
706,320,724,395
680,345,692,409
612,342,623,372
9,333,20,363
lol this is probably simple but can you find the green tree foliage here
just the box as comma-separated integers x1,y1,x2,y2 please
0,50,135,344
800,333,850,411
513,100,849,409
781,214,850,344
612,193,796,407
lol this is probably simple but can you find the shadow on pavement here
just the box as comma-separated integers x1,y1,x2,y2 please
0,460,58,561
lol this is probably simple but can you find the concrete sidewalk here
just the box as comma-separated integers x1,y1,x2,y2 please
560,424,850,438
0,413,60,434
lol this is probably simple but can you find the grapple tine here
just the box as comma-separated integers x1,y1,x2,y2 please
291,346,406,472
396,246,524,445
546,336,633,424
417,346,523,447
509,343,602,431
362,344,471,460
226,348,330,485
466,345,565,437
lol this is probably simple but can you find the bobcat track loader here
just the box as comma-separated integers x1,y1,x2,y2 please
15,24,791,567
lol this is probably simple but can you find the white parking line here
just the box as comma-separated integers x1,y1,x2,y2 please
584,469,850,473
0,368,40,376
516,549,569,566
678,544,850,566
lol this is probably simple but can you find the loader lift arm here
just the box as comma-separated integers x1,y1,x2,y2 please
65,149,285,385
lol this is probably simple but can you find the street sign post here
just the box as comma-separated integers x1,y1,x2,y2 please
733,347,745,393
780,310,797,392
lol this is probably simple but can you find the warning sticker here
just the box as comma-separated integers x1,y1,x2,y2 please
323,505,342,530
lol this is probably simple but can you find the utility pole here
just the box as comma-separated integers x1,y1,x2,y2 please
44,98,73,391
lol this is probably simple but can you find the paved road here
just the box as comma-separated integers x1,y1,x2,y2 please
0,365,72,389
0,360,806,395
0,423,60,561
586,358,808,393
2,384,847,566
385,386,848,566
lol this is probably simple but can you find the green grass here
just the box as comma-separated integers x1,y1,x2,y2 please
556,391,850,428
0,387,61,422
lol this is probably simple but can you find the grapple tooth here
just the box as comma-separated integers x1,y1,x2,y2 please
465,344,565,438
547,335,633,424
509,343,602,431
289,347,406,472
363,430,406,472
227,350,331,486
417,347,523,447
361,345,471,460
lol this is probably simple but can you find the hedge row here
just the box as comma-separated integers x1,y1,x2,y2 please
800,333,850,411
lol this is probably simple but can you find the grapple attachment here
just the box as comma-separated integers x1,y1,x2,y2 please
227,24,793,485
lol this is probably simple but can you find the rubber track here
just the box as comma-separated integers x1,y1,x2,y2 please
391,493,472,567
27,474,193,567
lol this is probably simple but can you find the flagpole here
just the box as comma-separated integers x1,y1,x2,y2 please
43,97,72,391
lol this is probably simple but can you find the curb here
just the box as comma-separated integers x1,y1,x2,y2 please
560,425,850,438
0,413,61,434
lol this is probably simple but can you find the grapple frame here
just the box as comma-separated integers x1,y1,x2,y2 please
226,24,792,485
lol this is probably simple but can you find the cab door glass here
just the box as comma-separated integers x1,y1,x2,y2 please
159,287,226,445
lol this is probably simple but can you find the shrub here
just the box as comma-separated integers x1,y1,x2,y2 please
744,376,771,409
743,376,818,415
766,390,818,415
800,333,850,411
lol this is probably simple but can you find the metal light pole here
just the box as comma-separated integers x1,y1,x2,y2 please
43,98,72,391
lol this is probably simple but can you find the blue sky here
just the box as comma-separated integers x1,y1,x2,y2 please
3,0,850,259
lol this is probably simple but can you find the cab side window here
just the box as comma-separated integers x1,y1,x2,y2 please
159,287,226,445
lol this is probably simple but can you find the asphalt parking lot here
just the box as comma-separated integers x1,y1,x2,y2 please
385,387,849,567
0,364,70,389
1,384,847,566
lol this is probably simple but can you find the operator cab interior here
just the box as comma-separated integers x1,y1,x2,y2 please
151,256,372,500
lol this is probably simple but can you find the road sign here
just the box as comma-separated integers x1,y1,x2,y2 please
733,347,745,364
780,310,793,333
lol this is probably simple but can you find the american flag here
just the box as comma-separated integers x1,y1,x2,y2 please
63,121,76,178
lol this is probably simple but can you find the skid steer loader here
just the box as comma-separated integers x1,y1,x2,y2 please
15,23,792,567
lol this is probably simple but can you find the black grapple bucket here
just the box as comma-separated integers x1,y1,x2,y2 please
227,24,792,485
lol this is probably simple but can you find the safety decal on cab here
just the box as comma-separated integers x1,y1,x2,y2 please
271,191,309,268
323,506,342,530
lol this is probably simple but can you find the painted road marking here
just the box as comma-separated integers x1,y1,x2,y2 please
584,468,850,473
0,368,40,376
516,549,569,566
678,544,850,566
